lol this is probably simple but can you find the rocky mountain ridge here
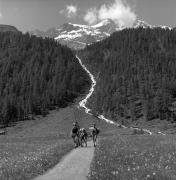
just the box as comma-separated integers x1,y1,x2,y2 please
29,19,172,49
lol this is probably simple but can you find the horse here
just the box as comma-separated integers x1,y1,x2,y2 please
79,128,88,147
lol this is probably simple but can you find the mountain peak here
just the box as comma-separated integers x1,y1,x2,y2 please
29,19,173,50
133,20,153,28
92,19,115,28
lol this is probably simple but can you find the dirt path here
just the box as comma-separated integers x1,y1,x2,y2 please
34,141,94,180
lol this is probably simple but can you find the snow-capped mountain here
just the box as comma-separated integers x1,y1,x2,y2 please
54,19,117,49
30,19,117,49
29,19,171,50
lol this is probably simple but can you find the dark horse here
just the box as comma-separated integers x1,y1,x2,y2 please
79,128,88,147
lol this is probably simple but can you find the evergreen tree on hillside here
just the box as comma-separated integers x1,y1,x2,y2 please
0,32,90,126
79,28,176,122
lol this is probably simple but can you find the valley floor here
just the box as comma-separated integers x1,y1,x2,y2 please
0,103,176,179
0,104,116,180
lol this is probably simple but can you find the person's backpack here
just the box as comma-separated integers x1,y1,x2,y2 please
72,126,78,134
96,128,100,135
92,127,100,135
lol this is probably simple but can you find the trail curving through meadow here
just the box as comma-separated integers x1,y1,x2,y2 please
76,55,166,136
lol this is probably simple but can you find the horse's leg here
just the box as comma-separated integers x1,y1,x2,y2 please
77,136,79,146
83,137,85,147
83,138,85,147
75,135,78,146
73,137,77,148
78,136,81,146
81,137,83,147
85,137,87,147
95,135,97,147
93,135,96,147
93,135,97,147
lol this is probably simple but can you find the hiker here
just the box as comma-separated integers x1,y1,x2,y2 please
71,122,80,148
89,123,100,147
75,121,81,146
75,121,80,130
79,128,88,147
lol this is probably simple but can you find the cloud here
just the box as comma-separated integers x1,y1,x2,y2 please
60,5,77,18
98,0,136,27
0,12,2,19
84,8,98,25
84,0,136,27
66,5,77,17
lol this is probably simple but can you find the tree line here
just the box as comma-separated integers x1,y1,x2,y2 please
0,32,90,126
78,27,176,123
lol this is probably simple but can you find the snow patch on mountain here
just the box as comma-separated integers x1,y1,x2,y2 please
54,20,114,46
92,19,113,28
159,25,172,30
133,20,153,28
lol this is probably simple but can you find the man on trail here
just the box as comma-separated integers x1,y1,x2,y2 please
71,122,80,148
89,123,100,147
75,121,80,130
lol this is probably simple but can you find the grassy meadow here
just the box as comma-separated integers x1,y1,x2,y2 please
0,106,75,180
0,99,175,180
0,104,117,180
89,128,176,180
0,139,73,180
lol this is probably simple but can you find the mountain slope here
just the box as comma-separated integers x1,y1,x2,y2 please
78,27,176,123
0,25,19,33
30,28,59,39
0,32,90,126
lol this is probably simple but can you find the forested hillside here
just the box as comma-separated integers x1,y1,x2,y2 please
0,32,90,126
78,27,176,122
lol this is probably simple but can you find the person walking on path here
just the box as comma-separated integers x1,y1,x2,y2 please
89,123,100,147
71,122,80,148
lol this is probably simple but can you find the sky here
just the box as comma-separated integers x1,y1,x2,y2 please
0,0,176,32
